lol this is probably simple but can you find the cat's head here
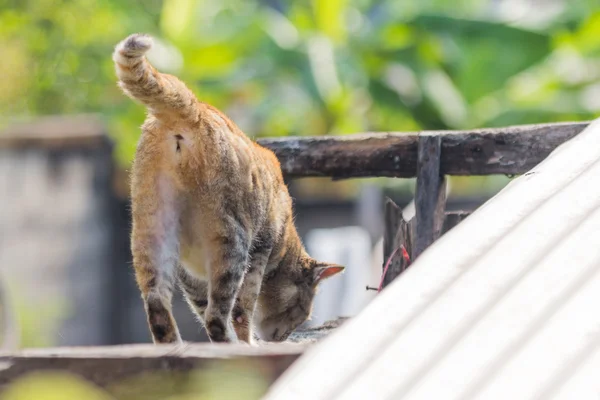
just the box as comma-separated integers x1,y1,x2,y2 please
255,257,344,342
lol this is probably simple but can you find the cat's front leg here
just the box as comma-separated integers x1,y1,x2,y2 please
233,238,271,345
232,303,255,345
205,223,250,343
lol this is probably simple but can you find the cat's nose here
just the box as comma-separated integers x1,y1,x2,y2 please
271,328,280,341
271,328,290,342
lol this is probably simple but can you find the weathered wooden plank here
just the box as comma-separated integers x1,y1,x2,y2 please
397,218,414,278
381,209,471,288
382,199,402,288
263,118,600,400
382,199,412,289
257,122,587,178
0,318,347,394
414,135,447,259
259,133,419,178
0,342,305,359
0,343,306,392
437,122,586,175
383,199,402,265
441,211,471,235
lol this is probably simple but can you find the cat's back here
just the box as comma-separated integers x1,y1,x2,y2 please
196,103,285,187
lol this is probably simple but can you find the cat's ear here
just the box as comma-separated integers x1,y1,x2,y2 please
313,262,345,283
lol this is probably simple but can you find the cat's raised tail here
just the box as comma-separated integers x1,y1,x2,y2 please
113,34,199,121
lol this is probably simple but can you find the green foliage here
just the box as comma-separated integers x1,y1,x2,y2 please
1,0,599,166
0,363,269,400
1,372,112,400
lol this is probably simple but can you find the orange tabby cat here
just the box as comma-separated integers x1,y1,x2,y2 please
113,34,344,344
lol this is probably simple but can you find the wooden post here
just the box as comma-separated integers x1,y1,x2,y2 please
414,135,447,259
382,206,470,288
442,211,471,235
382,199,412,289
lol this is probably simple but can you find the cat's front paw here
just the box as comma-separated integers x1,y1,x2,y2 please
206,318,238,343
233,315,254,345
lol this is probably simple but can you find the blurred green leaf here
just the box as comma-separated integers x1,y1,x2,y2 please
380,25,415,50
556,11,600,55
410,15,552,103
311,0,347,43
161,0,195,41
1,373,112,400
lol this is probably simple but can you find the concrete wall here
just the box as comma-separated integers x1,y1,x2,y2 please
0,116,116,346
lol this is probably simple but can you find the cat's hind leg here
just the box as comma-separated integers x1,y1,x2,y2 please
131,175,182,344
178,265,209,324
204,222,250,343
135,245,181,344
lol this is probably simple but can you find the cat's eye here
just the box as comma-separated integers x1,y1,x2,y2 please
294,278,307,287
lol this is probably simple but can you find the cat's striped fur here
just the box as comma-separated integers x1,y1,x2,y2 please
113,34,344,344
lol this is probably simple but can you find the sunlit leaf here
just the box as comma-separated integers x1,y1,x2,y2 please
185,43,238,77
311,0,347,43
565,12,600,55
1,373,112,400
161,0,196,42
380,24,414,50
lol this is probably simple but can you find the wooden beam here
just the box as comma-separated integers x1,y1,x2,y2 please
257,122,587,178
1,117,586,177
414,135,447,259
258,133,419,179
0,343,306,393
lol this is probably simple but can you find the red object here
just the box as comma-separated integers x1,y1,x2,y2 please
401,246,411,263
377,245,411,293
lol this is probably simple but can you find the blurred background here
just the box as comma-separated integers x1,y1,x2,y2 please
1,0,600,348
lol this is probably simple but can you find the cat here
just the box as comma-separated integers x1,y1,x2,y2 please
113,34,344,344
